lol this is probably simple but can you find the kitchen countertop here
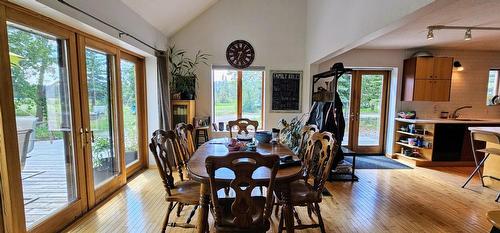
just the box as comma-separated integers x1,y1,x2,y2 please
468,126,500,135
395,118,500,124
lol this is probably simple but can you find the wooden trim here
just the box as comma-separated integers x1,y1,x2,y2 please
0,4,25,233
261,70,265,129
237,70,243,119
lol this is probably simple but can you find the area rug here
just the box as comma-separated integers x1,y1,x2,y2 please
344,155,412,169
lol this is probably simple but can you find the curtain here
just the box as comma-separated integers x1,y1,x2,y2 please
156,50,171,130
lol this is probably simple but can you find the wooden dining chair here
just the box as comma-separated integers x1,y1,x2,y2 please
205,151,279,233
273,124,318,217
149,129,200,232
227,118,258,138
276,131,338,233
175,123,196,160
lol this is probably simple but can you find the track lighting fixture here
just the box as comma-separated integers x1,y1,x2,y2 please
427,29,434,40
464,29,472,41
426,25,500,41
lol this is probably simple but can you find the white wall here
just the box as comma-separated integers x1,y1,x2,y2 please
170,0,307,131
306,0,433,64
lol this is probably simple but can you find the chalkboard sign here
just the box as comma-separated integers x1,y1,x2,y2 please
271,70,302,113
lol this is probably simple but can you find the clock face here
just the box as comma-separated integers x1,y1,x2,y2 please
226,40,255,69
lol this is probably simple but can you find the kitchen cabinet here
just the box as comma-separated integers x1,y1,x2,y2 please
402,57,453,101
413,79,451,101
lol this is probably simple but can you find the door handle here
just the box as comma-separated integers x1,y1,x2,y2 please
84,128,92,144
90,131,95,143
80,128,86,145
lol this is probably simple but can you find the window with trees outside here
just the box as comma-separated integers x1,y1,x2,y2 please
212,67,264,129
487,69,500,105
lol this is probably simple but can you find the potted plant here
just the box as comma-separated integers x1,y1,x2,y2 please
168,45,209,100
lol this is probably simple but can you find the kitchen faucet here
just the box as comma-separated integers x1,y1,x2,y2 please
449,105,472,119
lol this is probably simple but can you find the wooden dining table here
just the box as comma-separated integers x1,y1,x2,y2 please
187,138,303,233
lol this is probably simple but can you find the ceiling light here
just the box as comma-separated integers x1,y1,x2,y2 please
453,61,464,71
427,29,434,40
464,29,472,40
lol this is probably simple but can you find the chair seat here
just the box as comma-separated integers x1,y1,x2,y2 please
166,180,200,204
276,179,321,205
488,210,500,229
214,197,270,232
477,148,500,156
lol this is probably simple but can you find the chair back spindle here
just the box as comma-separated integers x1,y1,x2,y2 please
297,125,318,160
175,123,196,160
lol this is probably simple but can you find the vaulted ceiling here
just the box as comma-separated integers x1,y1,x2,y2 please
121,0,218,37
360,0,500,51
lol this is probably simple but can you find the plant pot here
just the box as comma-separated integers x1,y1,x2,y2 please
181,92,195,100
172,92,181,100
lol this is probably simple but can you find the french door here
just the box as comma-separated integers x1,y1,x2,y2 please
1,7,88,232
0,3,147,232
338,70,389,154
77,36,126,207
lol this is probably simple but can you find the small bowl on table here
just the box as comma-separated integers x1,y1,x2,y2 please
255,131,272,144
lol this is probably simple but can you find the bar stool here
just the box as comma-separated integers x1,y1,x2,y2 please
487,210,500,233
462,131,500,193
194,126,209,148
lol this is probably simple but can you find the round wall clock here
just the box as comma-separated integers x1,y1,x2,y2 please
226,40,255,69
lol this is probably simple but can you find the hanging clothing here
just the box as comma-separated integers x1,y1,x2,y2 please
306,92,345,168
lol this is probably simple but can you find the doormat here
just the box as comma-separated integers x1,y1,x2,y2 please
344,155,412,169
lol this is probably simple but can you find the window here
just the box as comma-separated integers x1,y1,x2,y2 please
487,69,500,105
212,67,264,128
120,58,139,167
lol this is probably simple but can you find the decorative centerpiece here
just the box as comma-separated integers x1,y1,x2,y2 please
278,114,306,153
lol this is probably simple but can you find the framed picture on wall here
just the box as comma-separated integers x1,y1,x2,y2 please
270,70,302,113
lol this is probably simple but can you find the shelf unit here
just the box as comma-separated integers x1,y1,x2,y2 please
393,119,435,165
171,100,195,128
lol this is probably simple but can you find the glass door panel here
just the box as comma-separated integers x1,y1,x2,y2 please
120,59,139,166
357,74,384,146
7,23,78,228
337,74,353,146
241,70,263,127
85,48,119,187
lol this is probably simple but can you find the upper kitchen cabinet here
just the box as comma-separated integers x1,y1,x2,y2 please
402,57,453,101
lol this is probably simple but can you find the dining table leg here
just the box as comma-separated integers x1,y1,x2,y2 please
197,183,210,233
281,184,295,233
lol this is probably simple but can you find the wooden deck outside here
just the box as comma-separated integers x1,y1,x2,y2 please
21,140,74,227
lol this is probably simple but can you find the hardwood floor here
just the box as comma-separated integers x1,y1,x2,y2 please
63,164,500,232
